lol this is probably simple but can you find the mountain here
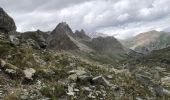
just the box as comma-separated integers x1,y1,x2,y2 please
0,7,16,33
122,30,170,54
47,22,79,50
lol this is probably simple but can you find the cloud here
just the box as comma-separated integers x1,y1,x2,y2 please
0,0,170,39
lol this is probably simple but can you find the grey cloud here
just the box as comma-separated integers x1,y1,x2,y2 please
0,0,170,39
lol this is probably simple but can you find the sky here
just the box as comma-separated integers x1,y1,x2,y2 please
0,0,170,39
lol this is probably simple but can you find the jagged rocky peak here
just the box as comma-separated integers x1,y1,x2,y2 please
52,22,75,37
75,29,90,40
47,22,79,50
0,7,16,33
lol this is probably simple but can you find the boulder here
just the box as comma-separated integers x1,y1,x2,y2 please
0,8,16,33
68,69,92,84
23,68,36,80
9,35,20,45
5,68,16,74
0,59,6,68
1,62,23,79
92,76,112,86
77,75,92,84
67,83,76,96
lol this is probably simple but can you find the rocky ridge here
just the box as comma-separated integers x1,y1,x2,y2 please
122,30,170,54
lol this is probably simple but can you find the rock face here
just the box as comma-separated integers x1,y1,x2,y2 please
122,30,170,54
21,30,49,48
47,22,79,50
0,8,16,33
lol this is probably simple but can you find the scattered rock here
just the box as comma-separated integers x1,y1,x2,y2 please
68,69,92,84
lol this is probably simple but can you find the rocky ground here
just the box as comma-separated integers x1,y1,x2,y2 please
0,31,170,100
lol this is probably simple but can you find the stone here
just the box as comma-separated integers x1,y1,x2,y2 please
74,88,79,92
23,68,36,80
107,75,113,79
82,87,92,92
67,83,76,96
9,35,20,45
5,69,16,74
0,59,6,68
92,76,112,86
2,63,23,79
68,70,87,76
3,63,19,70
68,74,77,82
88,92,96,99
77,75,92,84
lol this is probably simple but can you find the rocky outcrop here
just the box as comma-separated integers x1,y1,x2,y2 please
0,8,16,33
74,29,90,40
47,22,79,50
21,30,49,49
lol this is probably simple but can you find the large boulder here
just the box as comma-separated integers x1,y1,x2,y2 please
23,68,36,80
0,8,16,33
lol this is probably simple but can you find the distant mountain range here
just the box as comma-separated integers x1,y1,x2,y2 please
122,30,170,54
